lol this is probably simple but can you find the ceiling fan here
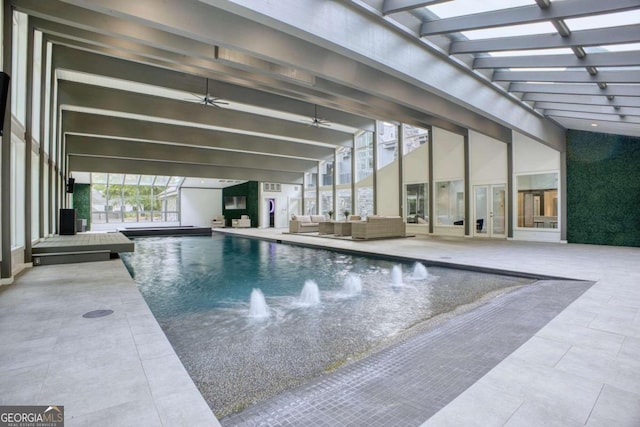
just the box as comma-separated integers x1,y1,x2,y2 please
187,78,229,107
305,104,331,128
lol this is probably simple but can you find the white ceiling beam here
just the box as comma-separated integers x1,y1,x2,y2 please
419,0,639,36
60,110,336,160
524,93,640,108
494,70,639,84
545,110,640,124
65,136,319,172
510,83,640,97
534,102,640,117
451,24,640,54
474,51,640,69
68,156,304,184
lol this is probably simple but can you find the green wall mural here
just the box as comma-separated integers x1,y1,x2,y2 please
222,181,259,227
72,183,91,231
566,130,640,247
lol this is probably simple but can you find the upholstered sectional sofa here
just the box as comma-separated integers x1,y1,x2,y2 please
351,215,405,240
289,215,326,233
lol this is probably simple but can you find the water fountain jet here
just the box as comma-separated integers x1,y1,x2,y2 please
412,262,428,280
249,288,270,318
343,274,362,296
299,280,321,306
391,265,404,286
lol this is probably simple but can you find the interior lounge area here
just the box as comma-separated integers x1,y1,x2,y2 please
1,1,639,426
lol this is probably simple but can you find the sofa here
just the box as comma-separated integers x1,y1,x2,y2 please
289,215,326,233
232,215,251,228
351,216,406,240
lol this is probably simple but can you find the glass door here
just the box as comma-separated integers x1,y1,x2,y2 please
474,184,506,238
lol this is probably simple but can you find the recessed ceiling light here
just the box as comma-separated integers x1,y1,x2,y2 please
591,123,598,127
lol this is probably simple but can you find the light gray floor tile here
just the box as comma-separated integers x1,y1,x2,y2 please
586,384,640,427
555,345,640,395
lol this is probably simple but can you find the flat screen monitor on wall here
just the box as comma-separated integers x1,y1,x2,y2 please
224,196,246,210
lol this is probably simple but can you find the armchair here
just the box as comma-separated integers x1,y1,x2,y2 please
232,215,251,228
211,215,225,228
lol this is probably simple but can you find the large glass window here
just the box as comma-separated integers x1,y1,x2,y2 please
403,124,429,156
406,183,428,224
321,160,333,186
90,173,182,226
336,147,352,185
320,190,333,218
436,180,464,226
517,172,558,228
356,186,373,218
355,132,373,182
337,188,352,219
377,122,398,170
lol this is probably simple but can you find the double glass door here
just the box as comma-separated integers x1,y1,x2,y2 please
474,184,506,238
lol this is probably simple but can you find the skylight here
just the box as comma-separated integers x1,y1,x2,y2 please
426,0,534,19
564,10,640,31
461,21,556,41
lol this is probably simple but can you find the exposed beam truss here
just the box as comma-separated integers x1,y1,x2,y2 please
544,110,640,125
474,50,640,69
523,93,640,108
510,83,640,97
533,102,640,117
60,111,335,161
68,156,303,184
419,0,639,36
65,135,319,173
494,70,639,84
450,25,640,54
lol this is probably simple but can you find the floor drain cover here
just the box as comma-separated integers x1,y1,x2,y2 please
82,309,114,318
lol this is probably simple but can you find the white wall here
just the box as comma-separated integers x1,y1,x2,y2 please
377,161,399,216
469,130,507,185
512,131,562,242
433,127,465,236
259,183,301,228
181,188,222,227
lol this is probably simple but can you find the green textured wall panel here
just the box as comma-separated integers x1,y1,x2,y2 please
222,181,259,227
72,183,91,231
566,130,640,247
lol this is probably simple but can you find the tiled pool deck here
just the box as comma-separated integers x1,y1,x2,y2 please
1,229,639,426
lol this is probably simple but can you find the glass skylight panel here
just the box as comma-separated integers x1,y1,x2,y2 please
108,173,125,185
490,48,573,57
124,174,140,185
589,43,640,53
92,172,107,184
461,21,556,40
426,0,534,19
138,175,154,186
564,10,640,32
154,176,170,186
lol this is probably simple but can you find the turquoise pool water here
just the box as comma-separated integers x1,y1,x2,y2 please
121,234,533,417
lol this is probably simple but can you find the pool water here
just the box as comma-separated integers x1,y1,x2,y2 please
121,235,533,418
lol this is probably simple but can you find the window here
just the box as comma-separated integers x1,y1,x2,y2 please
337,188,352,219
403,124,429,156
356,186,373,218
336,147,352,185
406,183,428,224
355,132,373,182
321,161,333,186
377,121,397,170
436,180,464,226
320,190,333,217
517,172,558,228
90,173,182,225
